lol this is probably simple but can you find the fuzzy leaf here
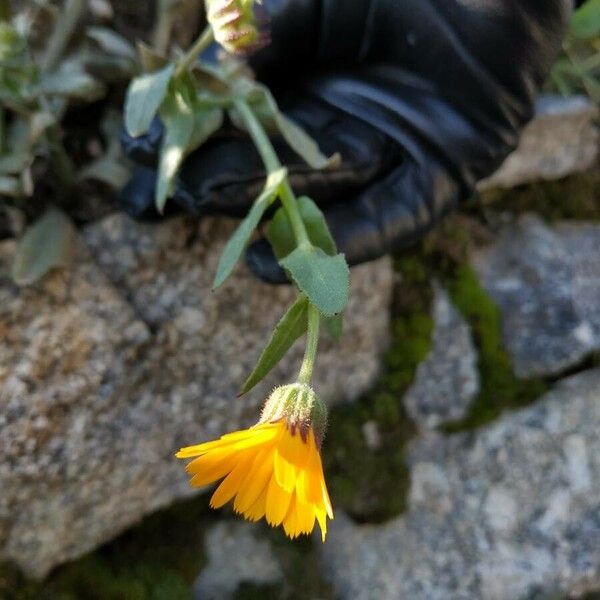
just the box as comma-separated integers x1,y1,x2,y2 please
241,295,309,394
323,313,344,341
213,168,287,289
281,246,349,317
35,69,103,100
274,112,341,170
12,207,76,286
244,83,340,170
267,197,337,261
188,107,223,152
125,63,174,137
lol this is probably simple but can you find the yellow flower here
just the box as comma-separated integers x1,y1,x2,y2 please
176,384,333,541
176,420,333,541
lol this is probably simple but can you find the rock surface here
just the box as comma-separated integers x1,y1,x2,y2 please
403,283,479,429
478,95,599,190
473,215,600,378
322,369,600,600
193,522,283,599
0,213,393,579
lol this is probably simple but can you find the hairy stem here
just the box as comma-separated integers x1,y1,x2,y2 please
233,99,311,247
298,304,320,385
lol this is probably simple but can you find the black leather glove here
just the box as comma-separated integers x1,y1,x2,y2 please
121,0,571,283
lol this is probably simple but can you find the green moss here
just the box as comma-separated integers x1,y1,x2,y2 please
477,170,600,222
443,265,549,431
324,256,433,522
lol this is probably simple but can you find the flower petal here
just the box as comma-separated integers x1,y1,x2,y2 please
210,451,255,508
265,473,292,526
234,446,275,514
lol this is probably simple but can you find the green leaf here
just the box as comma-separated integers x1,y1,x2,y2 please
87,27,137,61
295,196,337,255
243,83,340,170
274,112,341,170
124,63,174,137
323,313,344,341
266,206,296,261
12,207,77,286
188,107,223,152
34,68,103,100
155,83,195,213
213,168,287,288
267,197,337,261
280,246,349,317
0,175,22,196
241,295,309,394
571,0,600,39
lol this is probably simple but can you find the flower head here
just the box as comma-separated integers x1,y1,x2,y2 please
205,0,270,55
176,384,333,541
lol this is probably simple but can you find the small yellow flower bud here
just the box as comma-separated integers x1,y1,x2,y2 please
205,0,270,55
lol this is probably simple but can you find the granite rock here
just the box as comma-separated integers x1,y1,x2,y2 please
322,369,600,600
403,283,479,429
0,214,393,578
193,522,282,599
478,95,599,191
473,214,600,378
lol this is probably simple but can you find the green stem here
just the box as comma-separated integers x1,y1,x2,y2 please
175,26,214,77
233,99,311,247
41,0,85,72
298,304,320,384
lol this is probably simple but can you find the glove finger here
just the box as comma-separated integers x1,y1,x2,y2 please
324,160,460,266
118,166,182,220
120,117,163,168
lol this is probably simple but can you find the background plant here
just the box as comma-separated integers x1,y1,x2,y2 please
549,0,600,102
0,0,137,284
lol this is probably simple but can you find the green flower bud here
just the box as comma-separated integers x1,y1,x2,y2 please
260,383,328,446
205,0,270,55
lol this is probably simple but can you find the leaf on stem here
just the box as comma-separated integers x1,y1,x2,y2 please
12,207,77,286
241,82,340,170
240,295,309,394
267,196,337,260
124,63,174,137
213,167,287,289
323,313,344,341
281,246,349,317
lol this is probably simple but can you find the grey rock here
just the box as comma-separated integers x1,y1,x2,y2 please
479,95,599,191
403,283,479,428
473,215,600,378
322,369,600,600
0,213,393,579
194,522,283,599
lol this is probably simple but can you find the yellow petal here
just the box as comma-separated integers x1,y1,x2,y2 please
283,495,299,539
234,446,274,514
265,473,292,526
315,507,328,542
210,451,255,508
244,488,267,522
274,431,307,493
176,424,280,459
